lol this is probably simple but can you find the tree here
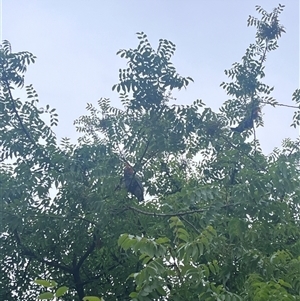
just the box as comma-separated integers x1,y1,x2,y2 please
1,3,300,301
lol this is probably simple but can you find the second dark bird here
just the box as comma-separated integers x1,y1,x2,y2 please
231,106,260,133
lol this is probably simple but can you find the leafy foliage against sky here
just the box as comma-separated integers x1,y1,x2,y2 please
1,4,300,301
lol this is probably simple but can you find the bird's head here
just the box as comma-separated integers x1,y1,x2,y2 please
124,163,134,176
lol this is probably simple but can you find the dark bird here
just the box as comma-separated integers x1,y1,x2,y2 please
231,106,260,133
123,164,144,202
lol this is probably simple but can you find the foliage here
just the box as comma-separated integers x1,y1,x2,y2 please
34,279,68,300
1,3,300,301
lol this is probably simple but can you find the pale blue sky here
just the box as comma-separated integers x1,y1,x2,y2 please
2,0,299,153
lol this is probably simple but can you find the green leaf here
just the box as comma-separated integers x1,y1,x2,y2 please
129,291,139,298
55,286,68,297
156,285,167,296
34,280,57,288
83,296,103,301
191,245,199,260
177,228,190,238
38,292,54,300
178,233,189,242
198,243,204,256
278,279,292,289
155,237,170,244
118,233,128,246
122,237,136,251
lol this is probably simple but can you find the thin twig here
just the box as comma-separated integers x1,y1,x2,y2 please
261,101,299,109
181,217,200,234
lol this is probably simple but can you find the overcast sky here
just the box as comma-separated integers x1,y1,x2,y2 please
1,0,299,153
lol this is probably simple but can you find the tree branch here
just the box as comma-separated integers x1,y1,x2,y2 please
261,101,299,109
0,210,99,227
75,240,96,271
181,217,200,234
13,229,72,273
126,202,240,217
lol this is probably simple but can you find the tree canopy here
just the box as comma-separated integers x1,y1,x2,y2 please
1,4,300,301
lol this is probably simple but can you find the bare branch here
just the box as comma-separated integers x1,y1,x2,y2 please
126,202,240,217
262,101,299,109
